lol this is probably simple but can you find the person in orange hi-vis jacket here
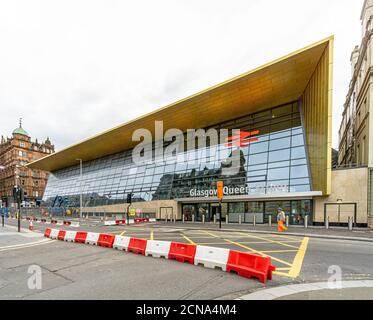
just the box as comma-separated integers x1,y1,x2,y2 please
277,208,288,232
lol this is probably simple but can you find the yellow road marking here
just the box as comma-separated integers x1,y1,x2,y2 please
120,230,126,236
150,230,154,240
234,232,299,249
272,271,296,278
275,267,291,271
222,238,293,267
260,250,298,253
182,234,196,245
288,237,309,278
202,231,292,266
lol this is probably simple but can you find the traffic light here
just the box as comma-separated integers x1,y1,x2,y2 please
126,193,132,204
20,189,24,202
13,187,19,200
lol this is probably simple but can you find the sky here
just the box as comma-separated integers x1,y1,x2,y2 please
0,0,364,150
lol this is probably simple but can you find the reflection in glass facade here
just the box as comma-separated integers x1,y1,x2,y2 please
43,101,312,207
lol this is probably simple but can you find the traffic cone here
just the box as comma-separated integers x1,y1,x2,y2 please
29,220,33,231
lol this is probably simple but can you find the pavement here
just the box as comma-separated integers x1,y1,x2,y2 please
0,224,51,251
1,218,373,300
154,221,373,242
237,280,373,300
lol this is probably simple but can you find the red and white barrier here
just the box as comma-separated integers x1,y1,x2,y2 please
104,220,127,226
145,240,171,259
113,236,131,251
194,246,230,271
85,232,100,245
104,218,155,226
43,228,276,283
49,228,60,239
15,217,80,227
64,230,77,242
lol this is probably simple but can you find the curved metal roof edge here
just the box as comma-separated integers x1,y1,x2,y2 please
28,35,334,172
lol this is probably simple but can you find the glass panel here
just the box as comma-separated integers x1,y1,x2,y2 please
269,149,291,162
290,165,309,179
291,146,306,159
267,167,290,180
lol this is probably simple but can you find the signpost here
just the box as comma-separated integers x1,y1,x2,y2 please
217,181,224,229
126,193,132,225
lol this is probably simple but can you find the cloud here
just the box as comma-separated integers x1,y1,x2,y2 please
0,0,363,149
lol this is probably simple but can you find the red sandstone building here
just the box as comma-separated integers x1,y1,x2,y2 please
0,121,54,207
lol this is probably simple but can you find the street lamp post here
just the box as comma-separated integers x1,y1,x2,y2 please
76,159,83,220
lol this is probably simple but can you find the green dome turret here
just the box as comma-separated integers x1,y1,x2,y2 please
12,118,29,136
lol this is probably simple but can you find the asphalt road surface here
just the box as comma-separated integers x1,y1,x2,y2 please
1,218,372,300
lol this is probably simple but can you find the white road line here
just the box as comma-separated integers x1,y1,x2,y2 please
0,239,55,252
237,280,373,300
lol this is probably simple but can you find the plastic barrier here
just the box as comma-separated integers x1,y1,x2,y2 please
57,230,66,241
104,221,117,226
56,221,63,226
41,219,47,223
49,229,60,239
194,246,230,271
168,242,197,264
145,240,171,258
128,238,147,255
268,265,276,280
64,230,77,242
44,228,52,238
149,218,157,222
85,232,100,245
113,236,131,251
115,220,126,225
51,220,58,224
63,221,72,226
97,234,115,248
226,251,274,283
70,222,80,228
75,231,88,243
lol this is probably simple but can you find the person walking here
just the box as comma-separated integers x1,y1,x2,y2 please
277,207,288,232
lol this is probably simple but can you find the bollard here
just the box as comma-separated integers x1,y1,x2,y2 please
348,216,353,231
165,214,168,223
325,216,329,229
239,215,242,225
304,215,308,229
226,215,229,224
182,214,185,224
202,214,205,224
213,215,216,224
268,215,272,227
285,215,289,228
253,214,256,227
192,215,195,223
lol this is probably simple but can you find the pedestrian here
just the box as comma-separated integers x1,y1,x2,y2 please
277,208,288,232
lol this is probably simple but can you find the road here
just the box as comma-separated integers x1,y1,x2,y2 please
1,218,372,300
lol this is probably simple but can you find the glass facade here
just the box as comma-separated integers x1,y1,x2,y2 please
182,200,312,225
43,101,312,208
